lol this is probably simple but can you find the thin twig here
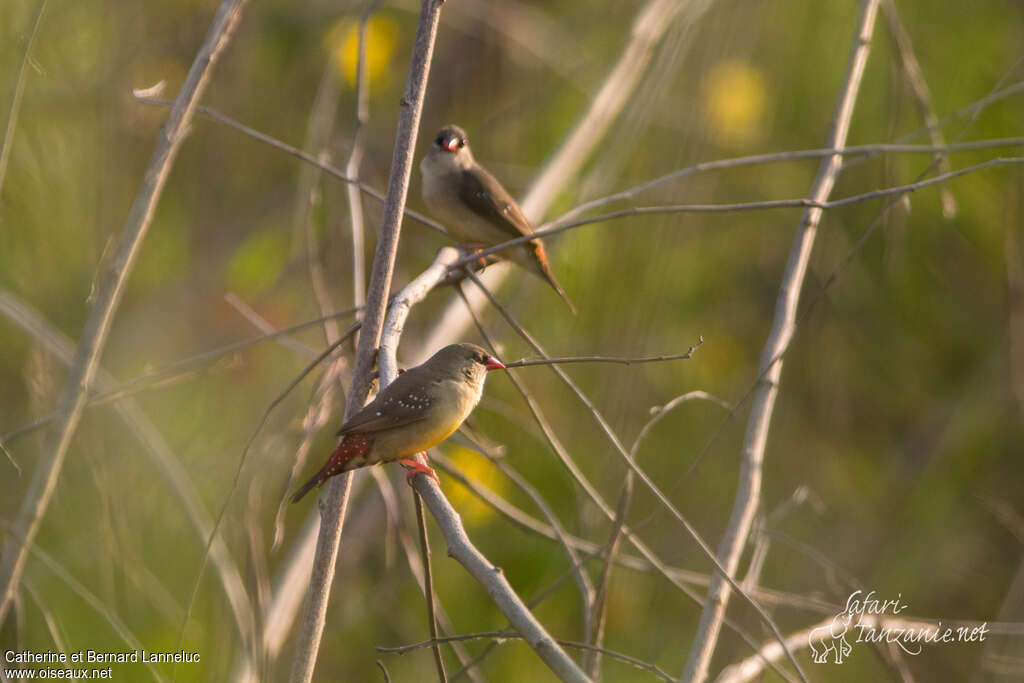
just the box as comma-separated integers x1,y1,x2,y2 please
290,3,447,680
587,473,631,680
269,37,353,553
449,156,1024,272
683,2,880,681
0,290,257,672
415,495,448,683
430,452,827,617
520,0,703,219
378,631,675,683
245,482,271,681
370,253,588,680
290,53,341,266
345,0,385,309
22,580,69,668
175,322,359,676
457,286,596,645
418,0,696,361
503,349,702,368
453,283,796,681
225,293,319,358
367,467,486,683
882,0,956,218
648,95,1024,513
0,305,361,447
466,272,805,683
1,442,19,476
587,391,724,678
544,136,1023,231
717,612,1024,683
133,95,446,235
0,522,165,683
410,480,591,682
648,0,1024,544
0,0,47,194
230,496,335,683
0,0,249,628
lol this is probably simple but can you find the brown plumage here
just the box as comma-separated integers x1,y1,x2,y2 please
292,343,504,503
420,124,577,315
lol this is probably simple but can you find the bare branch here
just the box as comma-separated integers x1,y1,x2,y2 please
430,451,831,617
409,480,591,682
370,246,589,681
522,0,705,217
367,467,486,683
174,321,359,672
587,391,727,678
0,0,47,194
378,630,675,683
682,2,880,681
466,272,805,682
344,0,385,309
450,155,1024,272
133,95,446,235
502,346,702,368
225,293,319,359
290,3,447,679
414,495,448,683
1,523,165,683
0,306,361,448
882,0,956,218
0,290,255,665
0,0,249,627
717,612,1024,683
417,0,701,362
457,286,596,644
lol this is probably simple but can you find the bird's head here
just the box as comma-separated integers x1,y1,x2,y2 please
433,125,468,153
428,343,504,389
424,124,474,170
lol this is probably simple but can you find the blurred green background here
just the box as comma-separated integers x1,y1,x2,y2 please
2,0,1023,681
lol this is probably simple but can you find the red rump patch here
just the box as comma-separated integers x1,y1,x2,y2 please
319,433,372,484
293,433,374,503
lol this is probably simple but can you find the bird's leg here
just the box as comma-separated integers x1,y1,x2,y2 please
457,242,494,270
399,453,440,485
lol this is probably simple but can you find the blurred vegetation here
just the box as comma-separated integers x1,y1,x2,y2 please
2,0,1023,681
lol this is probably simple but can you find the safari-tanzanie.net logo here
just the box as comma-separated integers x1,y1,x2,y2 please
809,590,989,665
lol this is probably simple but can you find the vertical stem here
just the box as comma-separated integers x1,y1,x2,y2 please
417,0,704,361
288,2,446,681
415,493,448,682
0,0,250,627
681,2,881,681
0,0,47,195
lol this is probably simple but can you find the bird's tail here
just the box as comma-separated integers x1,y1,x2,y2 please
290,473,321,504
528,240,578,316
291,433,373,503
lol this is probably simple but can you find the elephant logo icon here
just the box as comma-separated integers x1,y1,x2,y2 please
808,612,855,664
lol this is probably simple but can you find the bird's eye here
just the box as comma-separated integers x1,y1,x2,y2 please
435,135,444,146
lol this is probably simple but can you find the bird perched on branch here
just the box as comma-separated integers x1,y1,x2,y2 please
291,343,505,503
420,124,577,315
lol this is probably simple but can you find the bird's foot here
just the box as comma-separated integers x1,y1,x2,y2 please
457,243,495,270
399,457,440,486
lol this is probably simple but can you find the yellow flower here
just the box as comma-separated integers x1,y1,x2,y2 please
444,446,507,526
326,16,399,87
702,60,766,147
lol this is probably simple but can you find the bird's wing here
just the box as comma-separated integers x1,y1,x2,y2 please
336,372,434,435
458,167,535,239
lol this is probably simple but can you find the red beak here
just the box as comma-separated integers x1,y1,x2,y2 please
485,357,505,371
444,138,459,152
